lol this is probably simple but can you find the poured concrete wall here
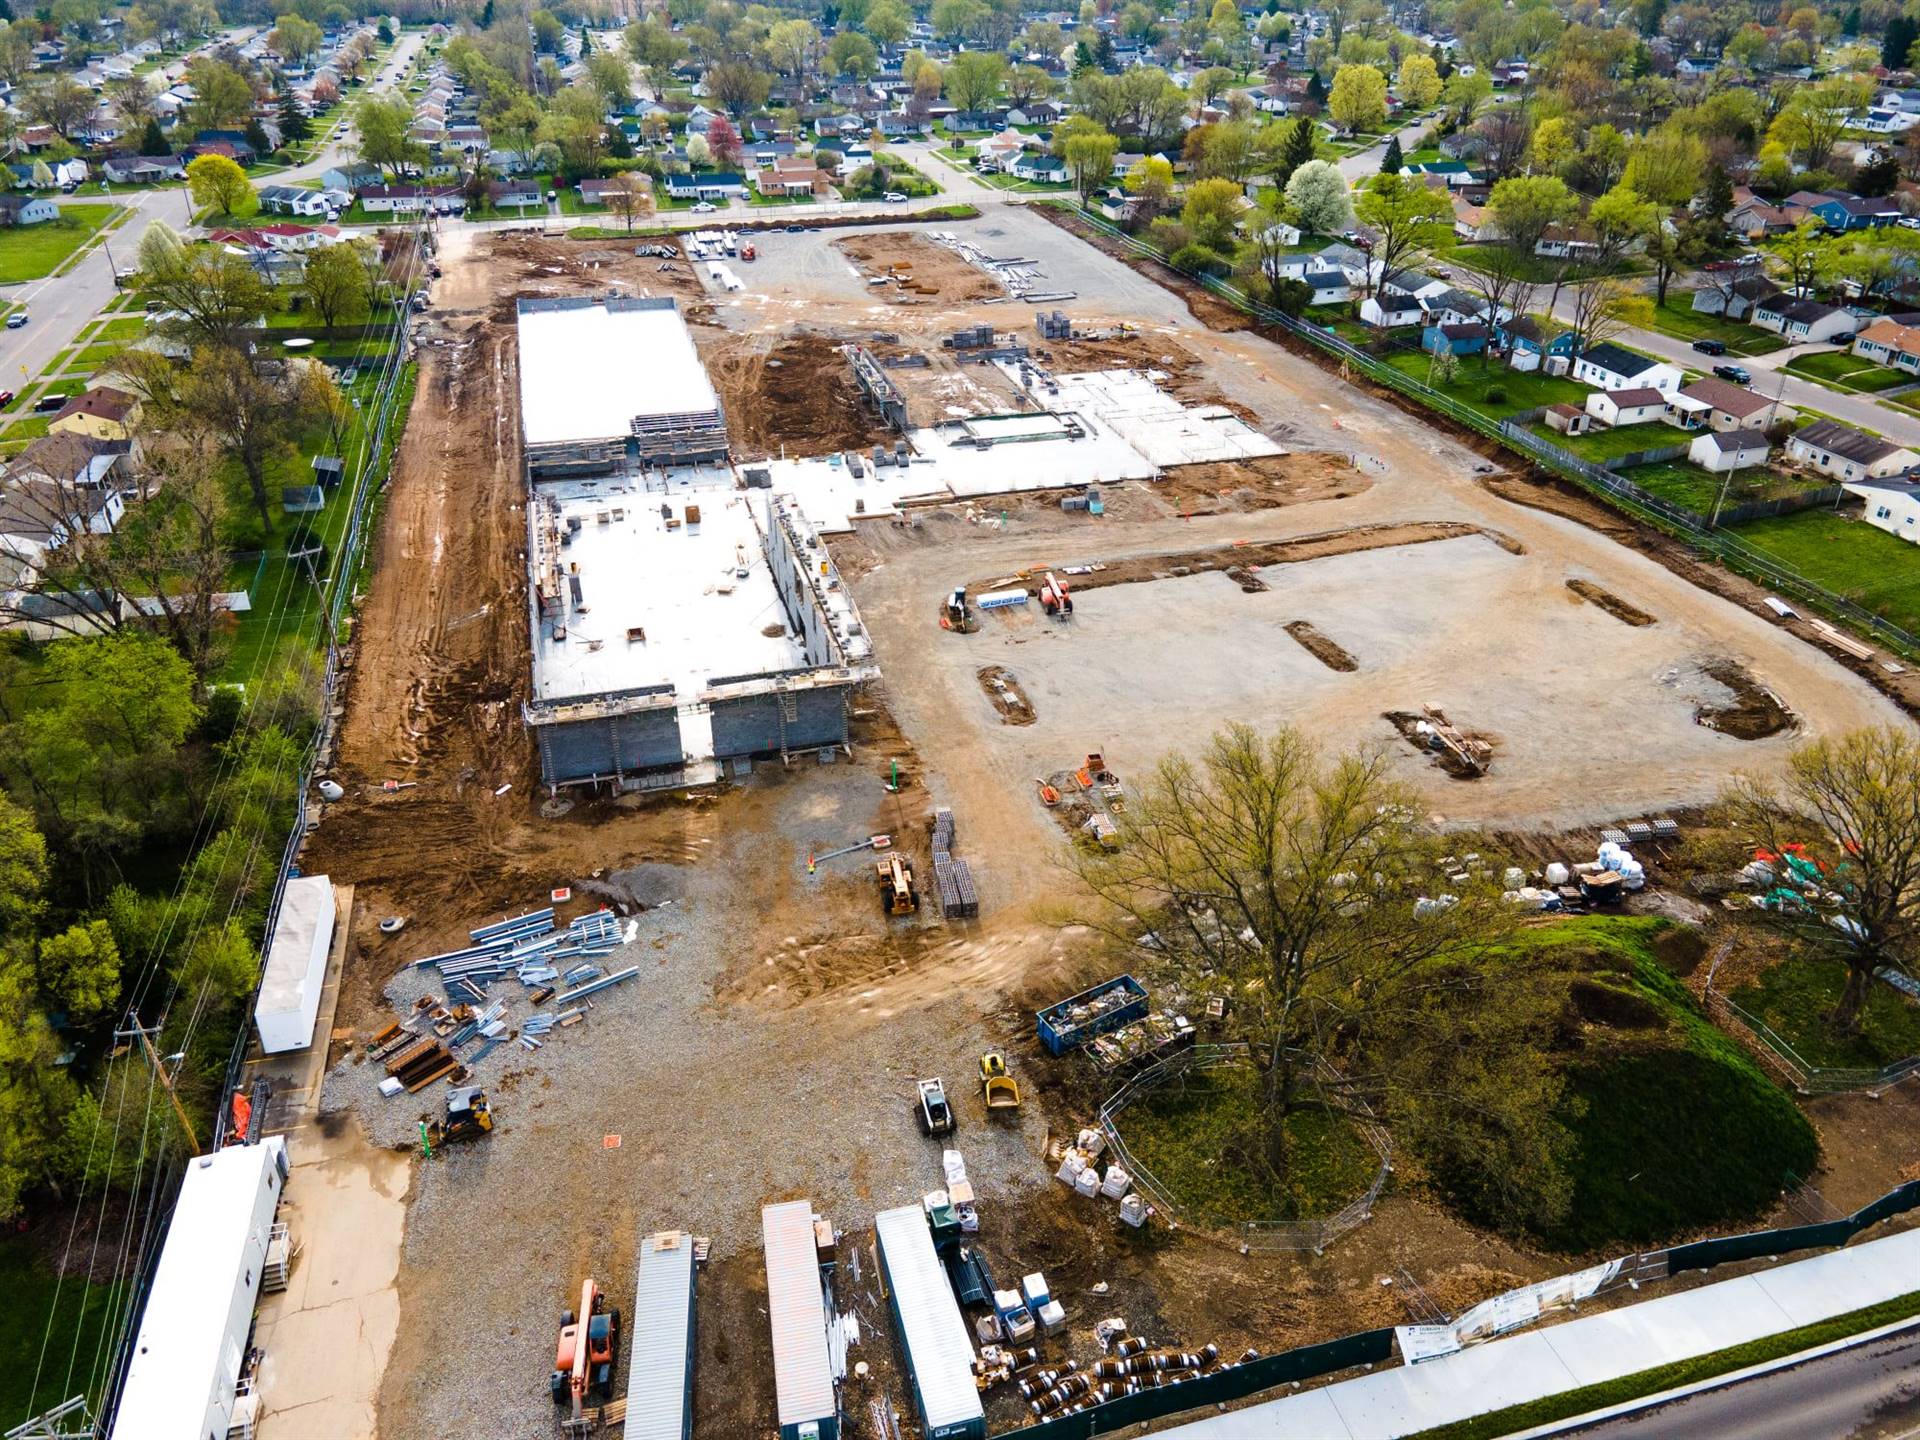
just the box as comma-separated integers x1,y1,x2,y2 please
762,499,839,668
534,705,684,786
710,685,850,759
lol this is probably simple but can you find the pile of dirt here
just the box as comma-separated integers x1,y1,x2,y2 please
969,520,1492,598
1383,709,1495,779
833,232,1003,301
1284,621,1358,672
1694,659,1797,740
472,230,712,322
1159,453,1371,516
978,664,1037,724
1567,578,1656,627
697,329,895,458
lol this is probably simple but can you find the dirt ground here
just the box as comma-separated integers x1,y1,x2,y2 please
294,220,1920,1440
835,230,1004,301
699,327,897,458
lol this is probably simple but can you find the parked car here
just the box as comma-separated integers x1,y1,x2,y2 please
691,201,716,213
0,390,14,407
785,223,804,232
32,393,68,412
5,312,26,329
1713,363,1752,385
1692,338,1727,355
882,190,907,202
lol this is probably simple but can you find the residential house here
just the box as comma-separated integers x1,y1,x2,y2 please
101,154,187,184
754,155,830,198
1245,84,1290,113
259,183,345,217
1295,268,1353,305
358,183,462,214
1853,107,1920,134
1495,315,1575,373
1852,317,1920,375
663,172,747,201
321,162,382,192
188,130,257,164
1422,322,1488,356
1094,190,1139,224
1452,195,1494,242
1750,294,1859,345
1543,402,1590,436
1571,343,1682,393
1361,284,1426,329
0,437,129,574
1793,191,1902,231
974,129,1029,171
575,177,637,206
1786,420,1919,482
1668,376,1792,432
0,195,59,225
1009,153,1068,183
48,386,142,443
488,179,543,211
1423,288,1504,328
1689,428,1770,472
1691,271,1780,320
1402,160,1478,189
1844,479,1920,540
1585,386,1670,428
1727,194,1802,240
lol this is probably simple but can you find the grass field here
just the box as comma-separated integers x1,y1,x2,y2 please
1730,954,1920,1071
0,1236,118,1426
1117,1062,1380,1226
1625,460,1809,518
1783,350,1909,394
1732,509,1920,635
1377,348,1590,418
1644,299,1788,357
0,204,117,285
1528,419,1684,464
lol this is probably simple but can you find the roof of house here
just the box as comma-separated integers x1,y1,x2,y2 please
51,386,138,425
1600,386,1666,408
1793,418,1908,467
4,433,126,485
1547,402,1584,418
1680,377,1777,418
1694,428,1768,454
1579,342,1663,378
1761,295,1842,322
1501,315,1567,344
1857,317,1920,355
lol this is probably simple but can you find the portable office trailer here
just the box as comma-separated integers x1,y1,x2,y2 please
873,1206,985,1440
627,1230,698,1440
763,1200,838,1440
253,873,336,1053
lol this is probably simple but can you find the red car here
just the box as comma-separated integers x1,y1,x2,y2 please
0,391,14,408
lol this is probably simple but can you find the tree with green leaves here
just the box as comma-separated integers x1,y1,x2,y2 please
354,93,424,179
943,49,1005,113
1353,170,1451,294
268,11,320,65
1397,51,1440,110
1284,158,1353,235
1256,114,1317,194
186,152,255,218
1063,127,1119,201
1725,728,1920,1037
301,240,371,328
1181,175,1246,251
828,29,878,79
1378,133,1402,175
277,88,311,146
1327,62,1386,134
1123,153,1175,219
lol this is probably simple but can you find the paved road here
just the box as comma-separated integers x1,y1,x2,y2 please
1539,287,1920,448
0,30,424,402
1570,1327,1920,1439
1337,114,1440,183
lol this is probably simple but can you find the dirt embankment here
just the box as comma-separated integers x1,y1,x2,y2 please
1567,578,1657,627
1695,659,1797,740
1159,453,1371,516
1285,620,1359,672
834,231,1004,301
697,328,895,457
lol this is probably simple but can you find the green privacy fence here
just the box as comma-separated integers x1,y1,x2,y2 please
1667,1179,1920,1275
998,1327,1396,1439
995,1177,1920,1437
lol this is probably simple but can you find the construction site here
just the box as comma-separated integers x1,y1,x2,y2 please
269,210,1920,1440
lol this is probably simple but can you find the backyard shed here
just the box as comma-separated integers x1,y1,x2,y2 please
874,1205,985,1440
253,873,335,1053
763,1199,838,1440
627,1229,698,1440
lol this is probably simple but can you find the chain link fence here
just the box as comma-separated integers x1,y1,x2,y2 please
1702,939,1920,1096
1050,205,1920,661
1099,1044,1392,1255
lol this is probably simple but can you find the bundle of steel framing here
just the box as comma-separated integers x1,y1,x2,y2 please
413,907,626,989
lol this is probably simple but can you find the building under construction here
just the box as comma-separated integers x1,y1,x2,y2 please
515,299,874,791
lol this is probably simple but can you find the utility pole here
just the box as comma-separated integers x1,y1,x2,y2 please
116,1019,201,1152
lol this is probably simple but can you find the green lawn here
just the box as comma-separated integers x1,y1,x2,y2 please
1645,299,1787,357
1376,348,1591,418
1529,419,1684,464
1730,953,1920,1071
84,316,148,342
0,1235,118,1426
1783,350,1909,394
0,204,118,285
1623,460,1811,517
1117,1062,1380,1226
1732,509,1920,635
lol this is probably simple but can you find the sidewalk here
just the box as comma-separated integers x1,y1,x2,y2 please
1160,1226,1920,1438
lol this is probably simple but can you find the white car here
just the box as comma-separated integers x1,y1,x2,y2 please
691,201,717,213
883,191,907,202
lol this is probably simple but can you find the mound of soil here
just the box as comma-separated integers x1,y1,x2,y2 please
699,330,895,458
1284,620,1357,672
833,232,1003,301
977,664,1036,725
1694,659,1796,740
1159,453,1371,516
1566,578,1656,627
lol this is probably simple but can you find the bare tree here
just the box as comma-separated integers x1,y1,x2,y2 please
1724,728,1920,1036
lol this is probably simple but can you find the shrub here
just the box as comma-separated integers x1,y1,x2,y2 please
1484,384,1507,404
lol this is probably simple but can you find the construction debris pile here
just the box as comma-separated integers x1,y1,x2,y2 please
1053,1127,1153,1228
928,230,1074,303
414,906,638,1000
931,807,979,920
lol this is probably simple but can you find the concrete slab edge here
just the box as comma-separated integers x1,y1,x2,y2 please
1503,1310,1920,1440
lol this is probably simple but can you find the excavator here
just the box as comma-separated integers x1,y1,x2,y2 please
550,1277,621,1430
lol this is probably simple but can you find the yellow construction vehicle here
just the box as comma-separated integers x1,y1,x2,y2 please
979,1052,1021,1113
424,1086,493,1148
878,854,919,916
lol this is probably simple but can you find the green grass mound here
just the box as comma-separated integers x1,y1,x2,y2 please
1116,1063,1380,1226
1731,953,1920,1072
1454,917,1818,1251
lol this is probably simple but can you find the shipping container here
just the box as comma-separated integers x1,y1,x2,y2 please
763,1200,838,1440
874,1206,985,1440
626,1230,697,1440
